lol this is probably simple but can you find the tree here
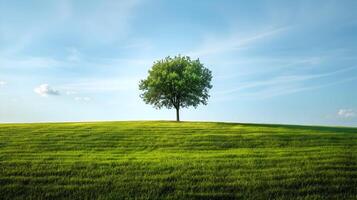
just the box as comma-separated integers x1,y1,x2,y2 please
139,55,212,121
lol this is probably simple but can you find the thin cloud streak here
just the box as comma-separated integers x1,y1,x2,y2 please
216,66,357,95
214,56,325,80
189,26,290,57
253,76,357,99
212,76,357,102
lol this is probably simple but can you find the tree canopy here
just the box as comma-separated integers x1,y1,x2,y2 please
139,55,212,121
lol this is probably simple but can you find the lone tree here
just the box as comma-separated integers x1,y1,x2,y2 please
139,55,212,121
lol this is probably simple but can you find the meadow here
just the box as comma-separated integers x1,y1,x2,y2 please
0,121,356,199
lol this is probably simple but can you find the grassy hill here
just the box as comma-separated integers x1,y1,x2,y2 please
0,121,356,199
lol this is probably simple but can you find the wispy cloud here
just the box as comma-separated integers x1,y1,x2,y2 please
211,55,329,86
189,26,290,57
65,91,77,95
217,66,356,94
214,66,357,99
76,0,144,43
337,109,356,118
34,84,60,97
0,0,145,57
243,76,357,99
74,97,91,102
0,81,6,87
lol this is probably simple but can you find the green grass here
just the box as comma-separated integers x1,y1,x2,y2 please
0,121,357,199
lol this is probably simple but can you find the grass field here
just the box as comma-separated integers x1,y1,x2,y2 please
0,121,357,199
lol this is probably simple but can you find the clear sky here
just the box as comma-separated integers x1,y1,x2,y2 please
1,0,357,126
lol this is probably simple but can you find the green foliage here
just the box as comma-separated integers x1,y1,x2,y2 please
139,55,212,120
0,121,357,199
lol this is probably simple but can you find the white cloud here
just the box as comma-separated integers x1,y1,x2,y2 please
0,81,6,87
34,84,60,97
74,97,91,102
337,109,356,118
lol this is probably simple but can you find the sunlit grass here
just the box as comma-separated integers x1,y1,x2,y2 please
0,121,356,199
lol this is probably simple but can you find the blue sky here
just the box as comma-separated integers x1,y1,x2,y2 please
1,0,357,126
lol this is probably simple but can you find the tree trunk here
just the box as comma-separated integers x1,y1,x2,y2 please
176,107,180,122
